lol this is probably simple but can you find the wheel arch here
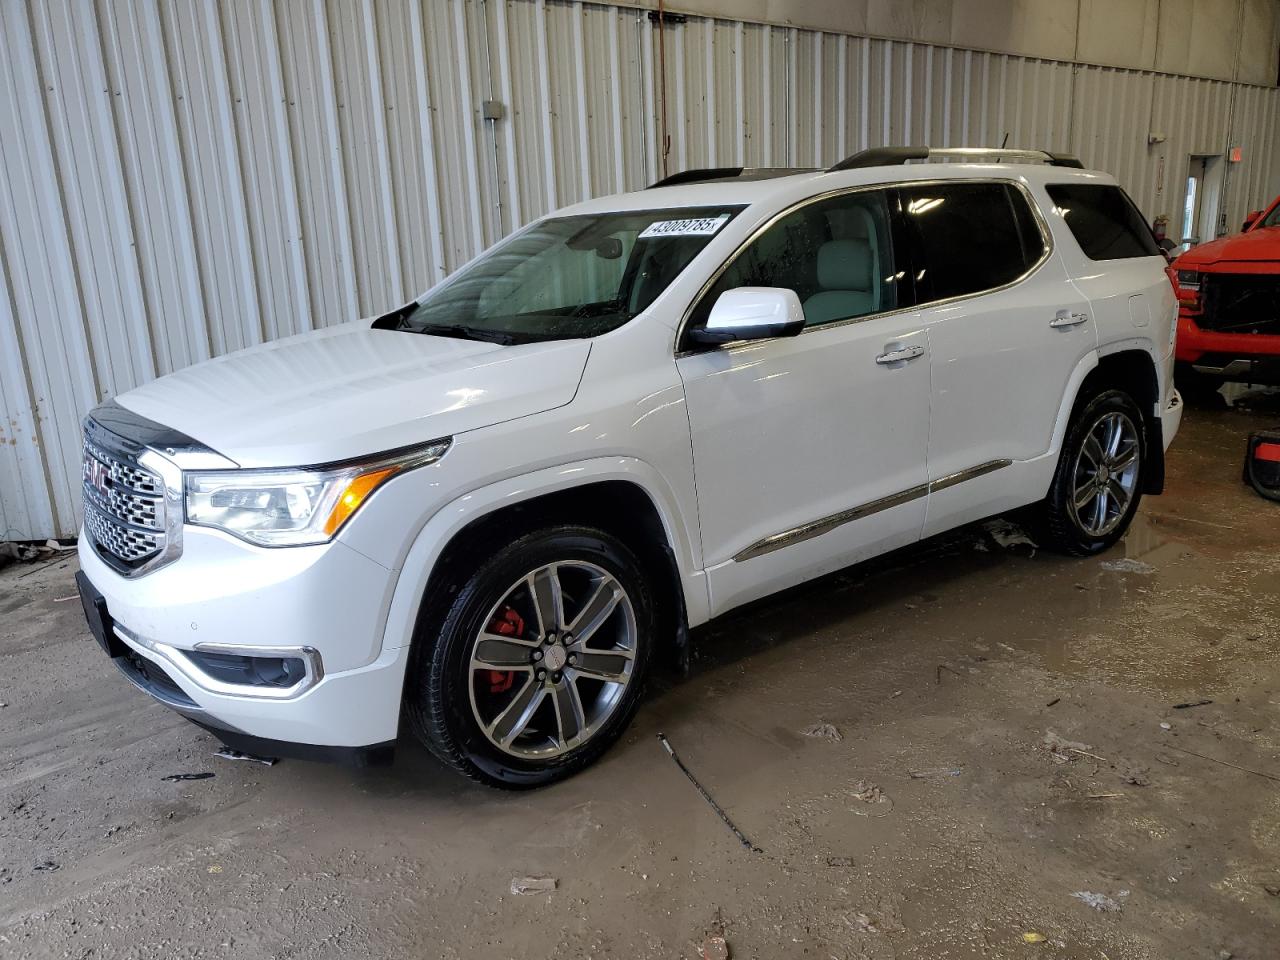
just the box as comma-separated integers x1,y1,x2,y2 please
382,461,706,679
1061,345,1165,494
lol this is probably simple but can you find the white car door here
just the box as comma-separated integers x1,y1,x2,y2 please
676,187,931,616
896,180,1097,538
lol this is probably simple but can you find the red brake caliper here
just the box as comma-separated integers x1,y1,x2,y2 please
485,606,525,694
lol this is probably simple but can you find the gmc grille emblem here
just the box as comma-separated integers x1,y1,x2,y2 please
84,457,111,497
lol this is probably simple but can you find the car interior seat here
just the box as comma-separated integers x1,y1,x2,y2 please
802,223,880,326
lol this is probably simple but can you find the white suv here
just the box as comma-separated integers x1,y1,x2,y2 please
77,147,1182,787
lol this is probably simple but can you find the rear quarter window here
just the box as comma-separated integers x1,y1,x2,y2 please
897,181,1046,304
1045,183,1161,260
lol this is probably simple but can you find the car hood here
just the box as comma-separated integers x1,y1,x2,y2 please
115,321,591,467
1177,226,1280,267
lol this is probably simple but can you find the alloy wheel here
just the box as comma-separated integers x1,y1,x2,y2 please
467,561,637,759
1070,411,1140,537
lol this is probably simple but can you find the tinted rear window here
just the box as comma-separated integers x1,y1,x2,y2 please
898,182,1046,303
1045,183,1161,260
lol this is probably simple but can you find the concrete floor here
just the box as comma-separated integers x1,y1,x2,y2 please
2,388,1279,960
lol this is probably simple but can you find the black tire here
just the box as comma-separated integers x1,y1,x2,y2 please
1039,388,1147,556
405,525,655,789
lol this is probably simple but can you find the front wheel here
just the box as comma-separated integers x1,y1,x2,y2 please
406,525,654,788
1039,388,1146,555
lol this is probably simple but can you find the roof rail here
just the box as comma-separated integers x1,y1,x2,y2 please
827,146,1085,172
648,166,816,188
828,146,930,171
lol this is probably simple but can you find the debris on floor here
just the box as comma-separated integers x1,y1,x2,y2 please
32,861,59,873
826,856,855,868
1172,698,1213,710
852,781,885,803
1042,730,1094,763
1071,890,1128,912
510,876,557,895
160,772,215,782
658,733,761,853
1119,764,1151,786
215,747,278,766
982,518,1038,552
700,934,730,960
1101,558,1155,574
1022,932,1047,944
850,781,893,815
908,767,963,779
801,721,842,741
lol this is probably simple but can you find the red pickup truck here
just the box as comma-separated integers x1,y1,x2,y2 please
1173,197,1280,392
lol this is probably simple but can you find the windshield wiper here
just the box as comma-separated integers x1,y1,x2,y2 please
411,323,519,346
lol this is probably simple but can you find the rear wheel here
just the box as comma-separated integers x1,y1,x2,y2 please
1040,388,1146,555
406,525,654,788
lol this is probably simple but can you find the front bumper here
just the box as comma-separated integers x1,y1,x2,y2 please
1176,313,1280,382
78,530,412,758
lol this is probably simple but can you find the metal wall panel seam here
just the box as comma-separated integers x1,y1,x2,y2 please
199,0,264,349
308,0,359,319
702,20,715,167
835,36,847,159
533,0,557,208
360,0,404,301
732,20,743,166
0,236,55,540
571,2,592,198
672,16,687,173
256,0,312,334
882,40,893,146
118,0,212,370
0,0,98,533
606,8,626,191
940,46,951,146
448,0,486,257
860,35,870,150
481,0,517,235
637,12,652,182
42,0,155,397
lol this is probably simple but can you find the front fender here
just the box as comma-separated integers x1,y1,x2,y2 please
376,457,711,656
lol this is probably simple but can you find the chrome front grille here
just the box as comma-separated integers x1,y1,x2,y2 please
82,432,166,567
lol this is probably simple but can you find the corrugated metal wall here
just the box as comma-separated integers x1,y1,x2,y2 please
2,0,1279,540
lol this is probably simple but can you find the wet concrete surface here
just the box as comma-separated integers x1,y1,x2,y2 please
2,388,1279,959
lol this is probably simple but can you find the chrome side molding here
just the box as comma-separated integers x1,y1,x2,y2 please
927,458,1013,493
733,459,1013,563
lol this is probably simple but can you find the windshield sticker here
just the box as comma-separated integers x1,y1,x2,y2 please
638,213,731,239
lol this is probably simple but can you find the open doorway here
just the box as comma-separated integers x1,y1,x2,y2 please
1181,154,1225,249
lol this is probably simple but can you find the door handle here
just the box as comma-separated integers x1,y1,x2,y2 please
875,344,926,365
1050,311,1090,328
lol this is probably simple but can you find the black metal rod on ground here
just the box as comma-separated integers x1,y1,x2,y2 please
657,732,760,853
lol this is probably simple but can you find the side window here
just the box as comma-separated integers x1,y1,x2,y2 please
899,182,1045,304
1045,183,1162,260
690,190,902,331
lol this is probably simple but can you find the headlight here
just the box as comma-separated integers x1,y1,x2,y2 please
1176,269,1200,290
185,439,450,546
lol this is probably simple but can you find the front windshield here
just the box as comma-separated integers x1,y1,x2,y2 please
1261,203,1280,228
384,206,743,343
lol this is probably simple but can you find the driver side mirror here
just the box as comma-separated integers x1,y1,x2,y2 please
689,287,805,345
1243,210,1263,232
